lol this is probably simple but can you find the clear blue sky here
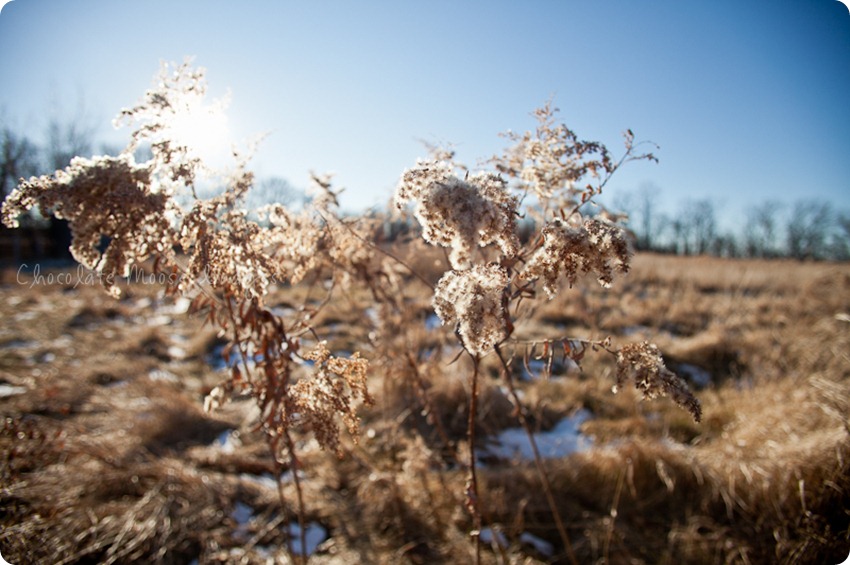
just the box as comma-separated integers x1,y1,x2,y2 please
1,0,848,226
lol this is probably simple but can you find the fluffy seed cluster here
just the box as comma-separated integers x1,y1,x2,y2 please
260,203,322,284
522,216,631,298
396,160,519,270
432,264,510,356
2,154,174,297
114,59,221,190
291,341,373,456
494,102,612,208
615,342,702,422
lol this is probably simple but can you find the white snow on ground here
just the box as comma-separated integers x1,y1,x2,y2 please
147,368,178,383
485,409,593,461
0,384,27,398
477,528,555,556
425,313,442,330
478,527,508,548
231,500,328,557
239,473,279,490
231,501,254,527
238,470,307,490
207,343,265,372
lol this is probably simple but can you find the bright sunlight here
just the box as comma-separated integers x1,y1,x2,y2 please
167,92,231,168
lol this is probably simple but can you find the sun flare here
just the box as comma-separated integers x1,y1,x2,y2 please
167,94,231,167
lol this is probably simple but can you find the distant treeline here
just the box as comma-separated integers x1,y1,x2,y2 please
612,188,850,261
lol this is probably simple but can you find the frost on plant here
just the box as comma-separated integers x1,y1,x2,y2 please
395,159,519,270
432,264,510,356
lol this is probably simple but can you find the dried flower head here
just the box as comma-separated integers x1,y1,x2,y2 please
432,264,510,356
114,59,232,190
615,342,702,422
290,341,373,456
521,216,631,298
494,101,613,207
2,154,173,297
396,160,519,270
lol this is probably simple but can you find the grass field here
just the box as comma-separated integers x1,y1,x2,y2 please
1,253,848,564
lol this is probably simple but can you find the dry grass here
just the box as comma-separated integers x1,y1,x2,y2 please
2,253,849,564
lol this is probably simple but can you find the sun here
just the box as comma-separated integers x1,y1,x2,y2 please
167,93,232,168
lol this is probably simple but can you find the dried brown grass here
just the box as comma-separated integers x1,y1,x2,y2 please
2,252,849,563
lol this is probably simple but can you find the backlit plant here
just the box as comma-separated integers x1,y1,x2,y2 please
2,61,700,564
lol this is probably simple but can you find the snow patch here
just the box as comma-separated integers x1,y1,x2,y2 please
148,368,179,383
0,384,27,398
425,313,442,331
486,409,592,461
231,501,254,527
213,430,240,453
478,527,508,548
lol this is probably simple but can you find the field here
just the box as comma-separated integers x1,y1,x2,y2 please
1,252,848,564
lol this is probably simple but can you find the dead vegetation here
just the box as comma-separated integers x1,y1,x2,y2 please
0,62,847,564
1,254,848,564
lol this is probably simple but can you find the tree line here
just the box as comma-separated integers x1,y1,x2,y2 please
613,185,850,261
0,114,99,262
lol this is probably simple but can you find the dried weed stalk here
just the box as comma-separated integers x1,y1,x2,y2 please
3,61,701,563
2,61,385,563
396,99,698,563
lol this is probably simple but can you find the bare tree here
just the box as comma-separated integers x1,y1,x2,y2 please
45,115,95,170
673,199,716,255
832,213,850,260
246,176,305,211
744,200,783,258
1,127,39,200
635,183,662,251
613,183,663,251
787,201,831,260
1,126,41,263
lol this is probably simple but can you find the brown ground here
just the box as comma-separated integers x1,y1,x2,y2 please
1,253,848,564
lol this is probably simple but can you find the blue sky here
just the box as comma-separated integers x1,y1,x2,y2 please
1,0,848,227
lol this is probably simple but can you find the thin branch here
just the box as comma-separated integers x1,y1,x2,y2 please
467,354,482,565
495,344,579,565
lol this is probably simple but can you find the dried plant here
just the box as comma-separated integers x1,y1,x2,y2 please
2,61,700,564
395,159,519,270
395,100,694,563
615,342,702,422
432,263,511,356
521,215,632,297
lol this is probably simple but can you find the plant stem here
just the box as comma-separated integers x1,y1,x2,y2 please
467,355,482,565
495,345,579,565
284,429,308,565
